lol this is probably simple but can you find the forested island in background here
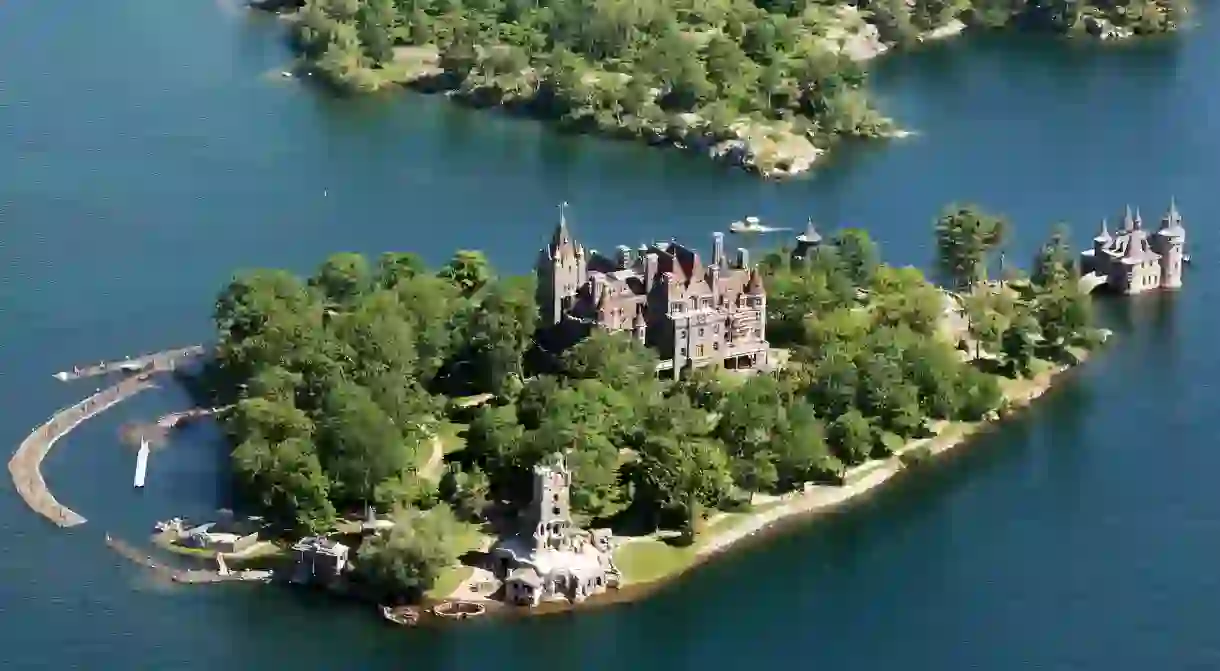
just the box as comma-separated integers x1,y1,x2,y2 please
195,203,1103,606
253,0,1189,176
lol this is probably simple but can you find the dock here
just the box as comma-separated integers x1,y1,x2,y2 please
54,345,206,382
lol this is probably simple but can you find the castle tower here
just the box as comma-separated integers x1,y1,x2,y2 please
712,232,726,268
536,202,587,325
530,453,572,552
746,266,766,343
1154,198,1186,289
791,218,823,266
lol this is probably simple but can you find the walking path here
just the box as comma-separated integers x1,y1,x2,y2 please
53,345,205,382
9,377,159,527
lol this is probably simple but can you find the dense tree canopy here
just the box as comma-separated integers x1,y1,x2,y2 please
284,0,1187,171
208,206,1102,596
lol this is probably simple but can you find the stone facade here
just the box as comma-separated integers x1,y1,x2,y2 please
1080,201,1186,295
491,453,619,607
536,204,770,377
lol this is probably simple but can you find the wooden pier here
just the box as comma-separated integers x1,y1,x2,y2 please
54,345,206,382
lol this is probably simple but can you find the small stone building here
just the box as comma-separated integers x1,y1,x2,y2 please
491,453,620,607
1080,201,1186,295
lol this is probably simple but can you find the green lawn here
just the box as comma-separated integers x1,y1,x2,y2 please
613,502,787,586
614,540,695,586
425,565,474,600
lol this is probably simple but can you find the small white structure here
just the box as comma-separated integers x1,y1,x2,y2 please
291,536,349,585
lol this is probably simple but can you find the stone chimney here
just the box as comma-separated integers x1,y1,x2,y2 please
736,248,749,269
712,232,726,268
644,252,659,292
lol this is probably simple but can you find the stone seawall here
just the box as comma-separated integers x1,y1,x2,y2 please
8,377,158,527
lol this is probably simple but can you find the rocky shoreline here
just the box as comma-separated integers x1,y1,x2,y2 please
276,7,965,179
267,0,1185,178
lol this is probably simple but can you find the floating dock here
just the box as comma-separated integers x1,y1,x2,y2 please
133,437,150,488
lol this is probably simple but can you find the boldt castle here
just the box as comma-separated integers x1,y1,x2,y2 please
536,205,780,376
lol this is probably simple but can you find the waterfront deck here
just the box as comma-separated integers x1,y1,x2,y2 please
53,345,206,382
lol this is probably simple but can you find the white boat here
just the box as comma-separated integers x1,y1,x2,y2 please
729,216,791,234
134,437,150,488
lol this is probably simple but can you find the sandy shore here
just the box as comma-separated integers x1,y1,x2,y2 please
442,356,1084,612
690,358,1075,565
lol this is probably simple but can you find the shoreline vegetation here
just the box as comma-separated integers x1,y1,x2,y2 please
606,353,1087,592
255,0,1187,177
197,202,1106,611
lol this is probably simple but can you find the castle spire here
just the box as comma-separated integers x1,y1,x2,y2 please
746,267,764,295
548,201,578,261
1162,196,1182,230
1122,204,1134,231
797,218,822,245
1095,217,1111,242
552,201,572,248
1133,207,1143,229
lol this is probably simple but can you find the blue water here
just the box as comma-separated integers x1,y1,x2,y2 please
1,1,1218,668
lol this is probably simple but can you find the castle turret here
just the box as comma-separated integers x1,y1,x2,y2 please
536,202,586,325
791,218,823,266
1154,197,1186,289
1086,217,1112,274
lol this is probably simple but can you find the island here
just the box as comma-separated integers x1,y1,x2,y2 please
263,0,1189,176
182,200,1195,616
